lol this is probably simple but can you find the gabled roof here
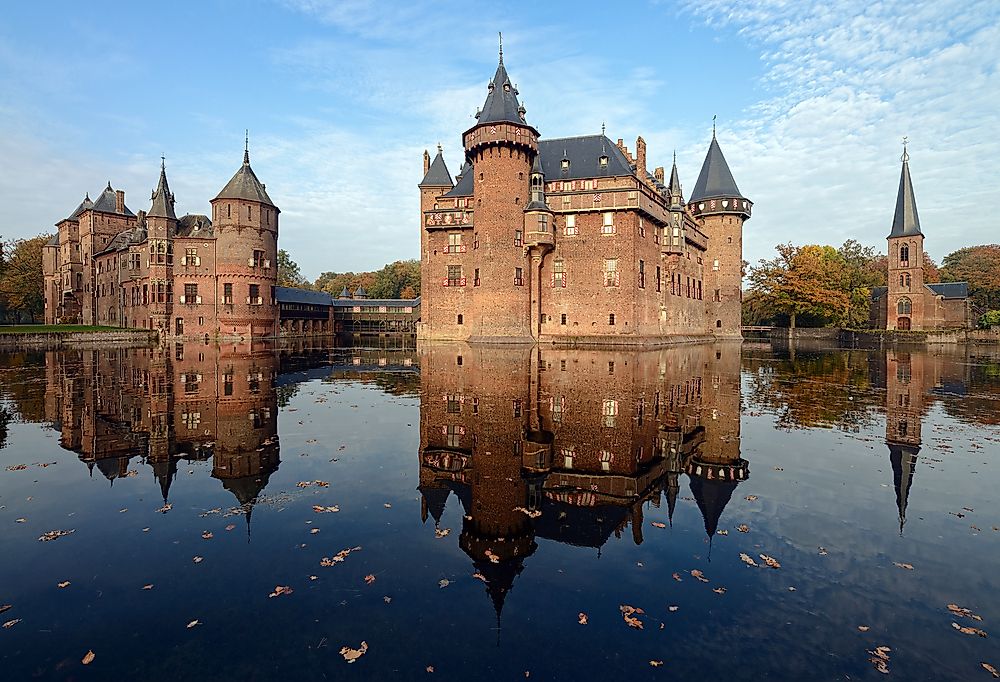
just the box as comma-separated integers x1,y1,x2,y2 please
90,183,135,216
147,162,177,220
537,135,633,180
443,163,474,198
889,151,921,238
214,149,277,208
275,286,333,306
474,57,526,127
926,282,968,299
419,149,454,188
61,194,93,223
175,214,214,238
689,134,744,202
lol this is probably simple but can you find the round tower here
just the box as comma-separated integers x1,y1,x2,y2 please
689,126,752,338
462,41,538,339
211,142,280,339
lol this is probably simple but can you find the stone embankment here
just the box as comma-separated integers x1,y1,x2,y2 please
0,328,157,349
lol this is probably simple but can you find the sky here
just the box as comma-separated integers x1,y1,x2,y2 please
1,0,997,280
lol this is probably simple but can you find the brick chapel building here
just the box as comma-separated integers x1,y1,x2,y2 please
418,47,751,344
870,145,971,330
42,147,280,339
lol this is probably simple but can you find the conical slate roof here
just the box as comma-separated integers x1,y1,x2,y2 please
668,156,683,202
475,56,526,127
148,161,177,220
419,149,454,188
689,134,744,202
889,443,919,534
91,183,135,216
353,285,368,298
689,476,738,538
888,150,921,238
214,149,276,208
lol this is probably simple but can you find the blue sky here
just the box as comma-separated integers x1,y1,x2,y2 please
1,0,997,279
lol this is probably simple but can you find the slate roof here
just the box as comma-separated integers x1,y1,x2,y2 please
889,155,922,238
927,282,968,299
443,163,474,197
94,225,147,256
147,163,177,220
91,183,135,216
474,58,526,127
668,158,683,201
214,150,277,208
175,214,214,238
275,286,334,306
537,135,633,180
353,285,368,298
46,233,60,247
871,286,888,300
61,194,94,223
689,135,744,202
331,296,420,308
419,149,454,188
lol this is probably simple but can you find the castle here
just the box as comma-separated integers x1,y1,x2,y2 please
870,144,971,330
418,46,751,344
42,146,280,339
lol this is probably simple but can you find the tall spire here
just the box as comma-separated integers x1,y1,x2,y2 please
668,150,683,206
244,129,250,165
472,43,527,127
888,138,922,238
148,157,177,220
498,31,503,64
689,130,745,202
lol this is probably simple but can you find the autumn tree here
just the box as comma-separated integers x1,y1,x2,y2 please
276,249,307,288
747,243,850,328
940,245,1000,311
314,260,420,300
836,240,887,328
0,235,49,323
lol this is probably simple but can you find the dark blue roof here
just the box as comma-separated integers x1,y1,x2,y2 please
927,282,968,299
331,296,420,308
275,287,333,306
871,286,888,300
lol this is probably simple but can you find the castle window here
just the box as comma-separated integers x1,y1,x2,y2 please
601,212,615,235
227,204,231,218
553,259,565,288
561,313,567,325
599,155,608,168
537,214,548,232
714,288,721,302
446,265,464,287
514,230,523,247
603,259,619,287
519,172,524,180
474,268,480,286
248,205,252,220
900,244,909,266
249,284,261,305
564,214,578,236
561,159,570,171
479,172,484,181
223,283,233,305
448,233,463,253
457,314,463,325
639,218,645,238
602,399,618,427
638,260,645,288
183,283,198,305
716,319,722,328
562,197,571,209
656,265,661,292
897,297,912,315
609,313,616,326
713,259,720,271
514,267,524,286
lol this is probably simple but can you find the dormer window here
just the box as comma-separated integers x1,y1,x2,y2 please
599,155,609,168
504,82,511,92
561,159,570,171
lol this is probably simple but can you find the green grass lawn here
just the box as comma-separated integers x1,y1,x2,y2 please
0,324,137,334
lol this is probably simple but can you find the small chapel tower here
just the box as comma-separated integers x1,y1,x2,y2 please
886,139,924,331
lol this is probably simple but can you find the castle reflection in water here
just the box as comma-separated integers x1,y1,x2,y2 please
24,338,993,615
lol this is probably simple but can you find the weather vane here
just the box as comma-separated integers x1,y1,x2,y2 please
901,136,909,162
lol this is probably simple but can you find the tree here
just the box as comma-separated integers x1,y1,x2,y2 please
276,249,307,288
747,243,850,328
836,240,887,328
313,260,421,300
0,235,49,323
940,245,1000,311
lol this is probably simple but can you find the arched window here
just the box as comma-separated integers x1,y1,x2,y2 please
900,244,909,266
897,297,912,315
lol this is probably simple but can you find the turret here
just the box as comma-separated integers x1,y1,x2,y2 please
885,140,924,331
523,154,554,249
690,124,752,338
146,159,178,334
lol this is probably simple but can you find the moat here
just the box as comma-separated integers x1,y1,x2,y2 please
1,340,998,680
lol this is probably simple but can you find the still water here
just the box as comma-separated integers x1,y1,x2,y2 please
0,339,998,680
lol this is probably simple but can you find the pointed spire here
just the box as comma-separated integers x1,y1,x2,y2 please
419,146,454,188
498,31,503,64
473,44,527,126
244,129,250,165
215,144,277,208
888,138,922,238
148,157,177,220
668,150,683,206
889,443,919,535
689,129,745,202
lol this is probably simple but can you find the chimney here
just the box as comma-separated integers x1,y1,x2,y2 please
636,136,647,177
115,190,125,213
423,150,430,175
654,166,665,184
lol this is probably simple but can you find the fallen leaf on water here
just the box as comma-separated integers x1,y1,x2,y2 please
38,529,75,542
192,556,204,563
472,572,486,583
578,612,588,625
155,503,172,514
82,650,95,665
202,531,213,540
619,605,644,629
339,641,368,664
268,585,294,598
717,529,729,536
426,666,434,673
314,481,329,487
950,511,966,518
773,466,784,471
57,581,70,588
438,579,450,588
434,528,451,538
0,605,11,614
142,527,150,533
982,662,999,678
320,546,362,566
893,562,914,570
947,604,983,621
364,574,376,586
740,553,758,567
142,584,154,590
312,505,340,514
737,524,750,533
651,522,666,529
744,495,758,502
713,587,727,595
668,605,679,612
225,524,236,532
2,619,20,629
818,547,829,556
952,622,988,637
672,573,682,582
690,570,709,583
15,518,26,523
384,503,392,509
310,528,320,534
186,620,201,629
759,554,781,569
858,625,870,632
485,549,500,564
650,660,664,667
868,645,891,674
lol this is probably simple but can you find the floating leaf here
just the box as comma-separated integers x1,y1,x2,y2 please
893,562,914,571
57,581,70,589
364,574,376,586
339,641,368,664
38,529,75,542
383,596,391,603
434,528,451,538
192,556,204,563
312,505,340,513
484,549,500,564
620,604,645,629
744,495,758,502
651,522,666,529
268,585,294,598
15,518,26,523
225,524,236,532
868,645,891,674
82,650,95,665
384,503,392,509
0,605,11,614
759,554,781,569
426,665,434,673
740,553,758,567
668,605,679,612
671,573,682,582
201,531,213,540
737,524,750,533
155,503,172,514
577,612,588,625
2,619,20,629
952,622,988,637
320,546,362,567
947,604,983,621
650,660,664,667
982,662,999,678
438,578,450,588
186,619,201,629
690,569,709,583
713,587,727,595
858,625,870,632
142,584,154,590
513,506,541,519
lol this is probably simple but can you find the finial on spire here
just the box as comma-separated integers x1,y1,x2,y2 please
901,136,909,163
712,114,717,138
601,121,606,136
244,129,250,164
437,142,442,153
673,149,677,165
160,154,165,171
498,32,503,64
